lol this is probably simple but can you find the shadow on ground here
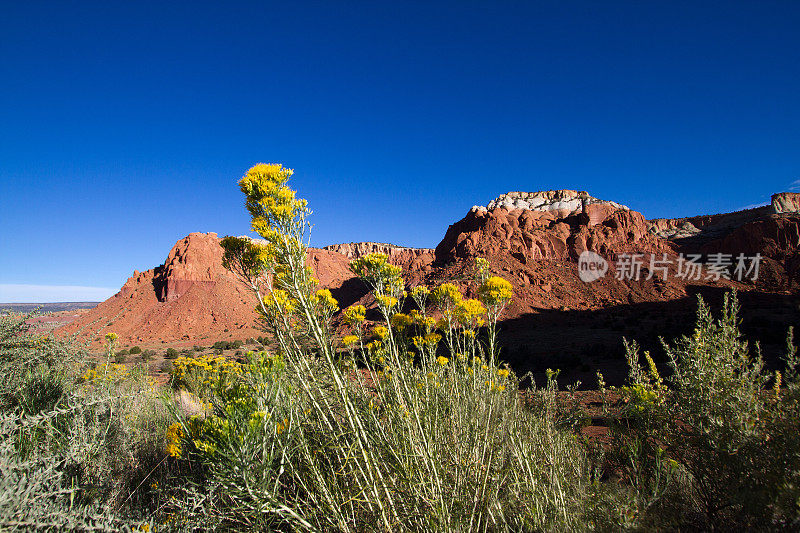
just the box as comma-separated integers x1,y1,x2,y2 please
498,286,800,389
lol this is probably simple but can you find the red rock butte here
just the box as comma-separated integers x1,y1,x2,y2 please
58,191,800,351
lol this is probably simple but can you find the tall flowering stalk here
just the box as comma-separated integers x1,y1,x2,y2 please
223,163,398,529
196,163,592,531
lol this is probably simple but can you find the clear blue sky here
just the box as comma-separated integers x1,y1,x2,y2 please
1,1,799,302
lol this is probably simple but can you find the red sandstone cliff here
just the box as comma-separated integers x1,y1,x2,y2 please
435,191,670,264
57,191,800,349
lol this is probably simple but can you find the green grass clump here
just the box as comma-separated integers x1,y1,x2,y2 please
0,315,173,531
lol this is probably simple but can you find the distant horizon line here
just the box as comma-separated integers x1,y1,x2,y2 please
0,301,102,305
0,283,117,303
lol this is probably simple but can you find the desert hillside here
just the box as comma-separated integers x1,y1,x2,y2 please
57,190,800,383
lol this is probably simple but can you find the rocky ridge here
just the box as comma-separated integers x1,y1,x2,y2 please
322,242,435,271
57,190,800,355
648,193,800,242
439,190,664,264
473,190,630,216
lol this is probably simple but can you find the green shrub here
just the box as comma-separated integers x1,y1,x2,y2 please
600,291,800,530
0,314,172,530
129,346,141,355
165,347,179,359
212,341,231,351
141,349,155,362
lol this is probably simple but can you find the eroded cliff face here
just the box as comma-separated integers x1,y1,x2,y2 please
322,242,434,271
437,190,667,264
646,192,800,290
154,232,230,302
648,192,800,243
58,190,800,349
772,192,800,214
59,233,359,347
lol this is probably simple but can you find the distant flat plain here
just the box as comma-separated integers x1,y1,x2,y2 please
0,302,100,314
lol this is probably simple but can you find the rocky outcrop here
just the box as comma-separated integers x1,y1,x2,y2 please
648,192,800,243
476,190,630,216
58,233,359,348
438,190,665,264
648,207,773,244
153,233,230,302
323,242,435,271
57,190,800,349
647,192,800,291
772,192,800,214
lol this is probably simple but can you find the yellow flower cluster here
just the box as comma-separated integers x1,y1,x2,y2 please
165,422,183,458
454,298,486,327
221,236,275,277
478,276,513,305
376,295,398,309
105,332,118,342
82,363,129,384
263,289,296,314
342,334,359,346
314,288,339,312
365,340,384,352
349,253,405,304
412,333,442,349
382,275,404,295
275,417,289,435
390,312,412,331
238,163,307,229
409,310,436,331
410,286,430,300
349,253,401,283
432,283,463,307
248,410,270,431
343,305,366,325
172,354,243,392
437,356,449,366
372,325,389,340
475,257,491,282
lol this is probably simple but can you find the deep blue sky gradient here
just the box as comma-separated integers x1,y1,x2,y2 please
1,1,799,300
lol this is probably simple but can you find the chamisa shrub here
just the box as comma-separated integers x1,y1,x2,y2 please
0,318,173,531
160,163,594,531
599,291,800,530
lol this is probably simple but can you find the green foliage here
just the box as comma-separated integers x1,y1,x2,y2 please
140,349,155,362
601,291,800,530
128,346,141,355
164,347,179,359
213,340,231,351
0,313,173,530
